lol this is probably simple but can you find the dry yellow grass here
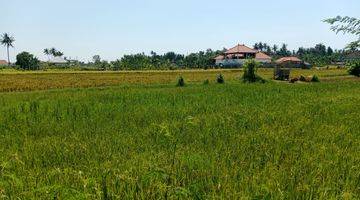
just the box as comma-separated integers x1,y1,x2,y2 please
0,68,351,92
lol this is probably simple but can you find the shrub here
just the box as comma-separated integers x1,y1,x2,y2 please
176,76,185,87
242,59,265,83
217,74,225,84
311,75,320,82
15,52,40,70
203,79,210,85
348,61,360,77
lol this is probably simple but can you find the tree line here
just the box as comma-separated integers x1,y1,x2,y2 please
85,43,351,70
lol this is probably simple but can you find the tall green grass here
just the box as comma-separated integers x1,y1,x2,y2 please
0,82,359,199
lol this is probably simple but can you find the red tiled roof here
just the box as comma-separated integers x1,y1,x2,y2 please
255,52,271,60
276,57,302,63
225,44,258,54
214,55,225,60
0,60,7,65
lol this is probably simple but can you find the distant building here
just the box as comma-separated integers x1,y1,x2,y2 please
215,44,272,67
276,57,310,68
0,60,8,65
48,57,68,65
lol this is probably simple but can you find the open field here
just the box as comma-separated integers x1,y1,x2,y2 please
0,68,353,92
0,69,360,199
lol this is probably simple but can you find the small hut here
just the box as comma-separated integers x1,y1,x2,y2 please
276,57,307,68
274,66,290,80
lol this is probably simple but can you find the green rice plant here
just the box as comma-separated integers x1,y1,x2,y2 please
0,71,359,199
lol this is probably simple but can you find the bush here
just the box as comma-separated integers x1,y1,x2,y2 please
242,59,265,83
311,75,320,82
217,74,225,84
176,76,185,87
15,52,40,70
203,79,210,85
348,61,360,77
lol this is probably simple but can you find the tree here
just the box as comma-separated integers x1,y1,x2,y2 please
327,47,334,55
258,42,264,51
278,44,291,57
15,52,40,70
272,45,278,54
324,16,360,51
1,33,15,65
93,55,101,64
44,48,51,60
266,46,272,55
297,47,306,56
242,59,264,83
49,48,64,57
314,44,327,55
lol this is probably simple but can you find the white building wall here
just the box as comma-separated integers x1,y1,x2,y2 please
216,58,271,67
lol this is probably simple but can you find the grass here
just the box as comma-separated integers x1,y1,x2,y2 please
0,69,359,199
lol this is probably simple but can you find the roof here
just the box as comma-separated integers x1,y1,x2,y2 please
276,57,302,63
214,55,225,60
256,52,271,60
225,44,258,54
0,60,7,65
48,56,67,64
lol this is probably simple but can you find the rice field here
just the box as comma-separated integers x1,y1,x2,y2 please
0,68,351,92
0,69,359,199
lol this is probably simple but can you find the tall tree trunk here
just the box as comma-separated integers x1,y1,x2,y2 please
7,45,10,66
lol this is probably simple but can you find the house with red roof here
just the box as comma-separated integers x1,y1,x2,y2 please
215,44,272,67
276,56,311,68
0,60,7,66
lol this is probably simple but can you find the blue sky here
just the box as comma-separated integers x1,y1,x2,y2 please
1,0,360,62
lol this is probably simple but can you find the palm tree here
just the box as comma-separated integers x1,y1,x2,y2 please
44,48,50,61
1,33,15,65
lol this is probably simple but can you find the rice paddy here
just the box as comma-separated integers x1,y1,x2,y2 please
0,69,359,199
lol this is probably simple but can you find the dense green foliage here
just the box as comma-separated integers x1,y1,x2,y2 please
64,44,356,71
348,61,360,77
15,52,40,70
108,50,223,70
0,82,359,199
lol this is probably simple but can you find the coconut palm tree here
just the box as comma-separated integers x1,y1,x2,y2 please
43,48,51,61
1,33,15,65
